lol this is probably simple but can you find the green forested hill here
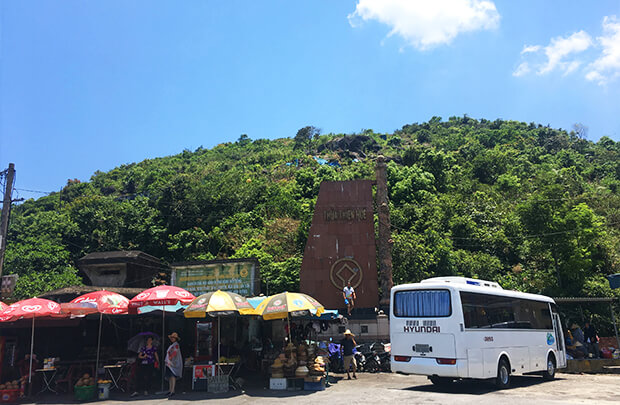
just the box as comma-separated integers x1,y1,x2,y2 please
5,117,620,304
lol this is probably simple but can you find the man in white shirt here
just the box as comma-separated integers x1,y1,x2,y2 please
342,281,356,316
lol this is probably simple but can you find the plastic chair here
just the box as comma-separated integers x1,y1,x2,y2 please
118,362,137,393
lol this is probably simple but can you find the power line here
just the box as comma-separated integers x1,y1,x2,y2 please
383,220,620,242
14,188,53,195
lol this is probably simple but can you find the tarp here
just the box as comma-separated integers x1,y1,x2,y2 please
298,309,340,321
137,302,187,314
247,296,267,309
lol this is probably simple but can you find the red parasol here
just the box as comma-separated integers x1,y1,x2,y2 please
61,290,130,379
129,285,194,392
0,297,62,321
128,285,195,313
61,290,129,316
0,297,64,388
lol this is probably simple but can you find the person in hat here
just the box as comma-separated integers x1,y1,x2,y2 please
341,329,357,380
165,332,183,396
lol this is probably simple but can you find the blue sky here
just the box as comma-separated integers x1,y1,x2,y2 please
2,1,619,200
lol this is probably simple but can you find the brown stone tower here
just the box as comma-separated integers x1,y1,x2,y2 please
299,180,379,310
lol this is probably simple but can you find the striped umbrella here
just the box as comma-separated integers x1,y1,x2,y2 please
253,292,324,320
253,292,324,342
184,290,254,318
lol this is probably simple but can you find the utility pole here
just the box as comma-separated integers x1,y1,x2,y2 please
376,156,393,308
0,163,16,278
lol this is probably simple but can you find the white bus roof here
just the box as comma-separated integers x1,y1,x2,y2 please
420,276,503,289
392,277,555,303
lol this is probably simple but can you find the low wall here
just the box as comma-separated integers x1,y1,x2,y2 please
318,314,389,342
561,358,620,374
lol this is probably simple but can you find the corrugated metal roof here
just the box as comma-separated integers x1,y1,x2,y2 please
553,297,617,303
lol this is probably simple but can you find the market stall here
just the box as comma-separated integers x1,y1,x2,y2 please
128,285,195,393
252,292,329,391
183,290,254,393
0,297,65,397
61,292,129,377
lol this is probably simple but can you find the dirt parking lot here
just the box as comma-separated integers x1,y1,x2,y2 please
24,372,619,405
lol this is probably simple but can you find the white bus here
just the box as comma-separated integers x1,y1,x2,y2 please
390,277,566,388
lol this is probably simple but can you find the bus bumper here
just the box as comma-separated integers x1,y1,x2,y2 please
391,358,467,378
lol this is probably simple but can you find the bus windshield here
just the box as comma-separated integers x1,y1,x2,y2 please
393,289,451,317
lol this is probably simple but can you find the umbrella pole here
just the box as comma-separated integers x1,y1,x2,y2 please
96,312,102,379
287,314,291,343
218,316,221,373
161,305,165,393
28,315,35,396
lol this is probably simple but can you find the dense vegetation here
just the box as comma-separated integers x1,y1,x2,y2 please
4,117,620,329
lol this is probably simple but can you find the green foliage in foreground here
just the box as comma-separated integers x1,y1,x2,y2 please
4,118,620,327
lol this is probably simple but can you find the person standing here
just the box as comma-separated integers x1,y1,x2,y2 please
165,332,183,396
131,336,159,397
341,329,357,380
342,281,356,316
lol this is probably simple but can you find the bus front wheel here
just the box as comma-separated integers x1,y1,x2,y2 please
495,358,511,389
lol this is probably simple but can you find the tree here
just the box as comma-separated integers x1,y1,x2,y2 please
237,134,251,147
294,126,320,152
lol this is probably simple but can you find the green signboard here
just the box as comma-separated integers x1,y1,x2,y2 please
171,259,258,297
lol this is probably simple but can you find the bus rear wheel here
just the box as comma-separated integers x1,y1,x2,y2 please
429,376,454,386
542,355,556,381
495,358,511,389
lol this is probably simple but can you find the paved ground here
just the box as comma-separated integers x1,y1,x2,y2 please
22,372,619,405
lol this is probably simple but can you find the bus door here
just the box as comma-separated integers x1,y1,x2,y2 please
551,312,566,368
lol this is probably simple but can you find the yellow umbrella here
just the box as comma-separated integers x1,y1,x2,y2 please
253,292,324,342
183,290,254,365
184,290,254,317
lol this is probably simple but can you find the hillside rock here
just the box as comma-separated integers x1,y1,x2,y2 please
317,135,381,159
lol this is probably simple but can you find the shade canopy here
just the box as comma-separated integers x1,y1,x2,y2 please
61,290,129,316
0,298,63,322
128,285,195,313
184,290,254,318
253,292,324,320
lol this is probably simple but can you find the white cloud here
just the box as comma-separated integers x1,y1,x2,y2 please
512,62,531,77
513,30,592,77
586,16,620,85
348,0,500,50
521,45,541,54
514,16,620,86
538,31,592,74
